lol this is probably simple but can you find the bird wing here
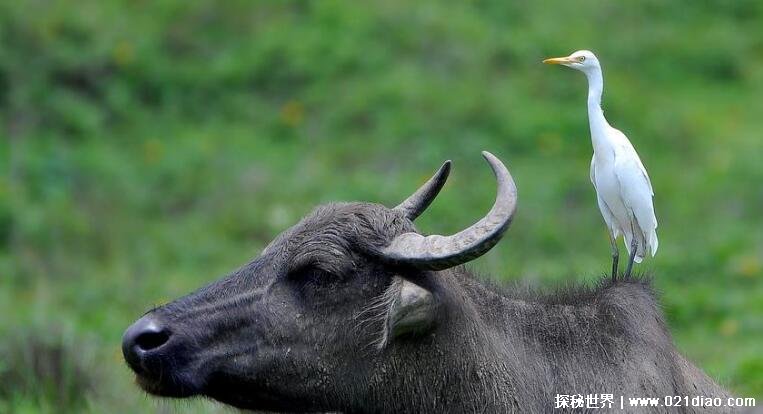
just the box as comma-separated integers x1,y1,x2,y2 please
611,128,654,195
590,156,620,237
612,136,658,257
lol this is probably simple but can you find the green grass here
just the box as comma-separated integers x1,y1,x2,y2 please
1,1,762,411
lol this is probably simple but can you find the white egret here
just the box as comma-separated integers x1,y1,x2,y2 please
543,50,658,280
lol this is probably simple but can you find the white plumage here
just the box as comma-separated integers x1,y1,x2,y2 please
544,50,658,279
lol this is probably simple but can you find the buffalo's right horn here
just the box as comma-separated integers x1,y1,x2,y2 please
383,151,517,270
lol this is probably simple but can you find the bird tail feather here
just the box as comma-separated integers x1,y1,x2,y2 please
648,230,659,257
625,228,656,263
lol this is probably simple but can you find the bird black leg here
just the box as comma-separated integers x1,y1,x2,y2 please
625,237,637,279
609,234,619,282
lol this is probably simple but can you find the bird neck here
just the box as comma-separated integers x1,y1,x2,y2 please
584,67,611,155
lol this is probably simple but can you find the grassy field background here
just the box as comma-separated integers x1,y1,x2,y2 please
1,1,762,412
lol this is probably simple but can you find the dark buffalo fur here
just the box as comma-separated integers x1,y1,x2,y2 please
123,202,731,413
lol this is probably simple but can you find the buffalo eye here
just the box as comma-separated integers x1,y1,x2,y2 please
287,265,342,293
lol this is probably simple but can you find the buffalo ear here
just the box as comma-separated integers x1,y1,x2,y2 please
384,278,438,345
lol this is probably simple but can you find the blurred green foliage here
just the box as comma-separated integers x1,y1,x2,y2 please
1,0,762,412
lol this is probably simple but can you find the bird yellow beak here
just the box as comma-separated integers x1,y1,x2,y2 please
542,56,576,65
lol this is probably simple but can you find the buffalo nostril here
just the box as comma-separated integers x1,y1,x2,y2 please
135,329,170,351
123,315,171,364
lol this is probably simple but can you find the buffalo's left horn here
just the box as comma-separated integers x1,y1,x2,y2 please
383,151,517,270
394,160,451,220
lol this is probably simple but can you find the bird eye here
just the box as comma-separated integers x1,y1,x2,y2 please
578,56,586,62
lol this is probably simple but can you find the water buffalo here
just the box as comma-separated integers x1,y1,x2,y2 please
123,151,731,413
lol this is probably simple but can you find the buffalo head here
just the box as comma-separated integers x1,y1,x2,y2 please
122,151,517,411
